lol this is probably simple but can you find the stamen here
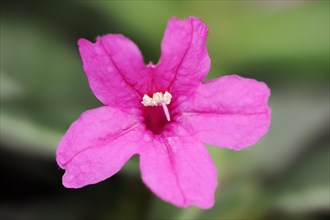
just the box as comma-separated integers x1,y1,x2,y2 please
141,91,172,107
141,91,172,121
161,102,171,121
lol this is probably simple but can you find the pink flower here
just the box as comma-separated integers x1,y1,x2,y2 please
56,16,271,209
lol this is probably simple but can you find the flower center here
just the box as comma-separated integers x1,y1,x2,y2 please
141,91,172,134
142,91,172,121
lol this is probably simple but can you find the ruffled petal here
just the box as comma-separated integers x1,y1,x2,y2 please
155,16,210,96
56,106,144,188
179,75,271,150
78,35,148,108
139,125,217,209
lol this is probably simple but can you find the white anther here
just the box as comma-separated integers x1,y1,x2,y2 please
152,92,163,105
142,95,153,106
141,91,172,107
163,91,172,105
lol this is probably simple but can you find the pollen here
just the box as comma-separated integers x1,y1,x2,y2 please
142,91,172,107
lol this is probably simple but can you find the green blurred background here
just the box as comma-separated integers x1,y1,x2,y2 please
1,1,329,219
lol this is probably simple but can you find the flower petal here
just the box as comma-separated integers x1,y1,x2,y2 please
56,106,144,188
155,16,210,96
139,125,217,208
179,75,271,150
78,35,148,108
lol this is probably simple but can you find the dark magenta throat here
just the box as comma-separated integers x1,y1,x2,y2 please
143,106,170,134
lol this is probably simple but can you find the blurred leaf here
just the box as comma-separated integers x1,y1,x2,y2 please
0,111,61,156
224,3,329,69
273,145,330,212
275,186,330,212
1,13,101,132
254,86,329,176
0,73,24,100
